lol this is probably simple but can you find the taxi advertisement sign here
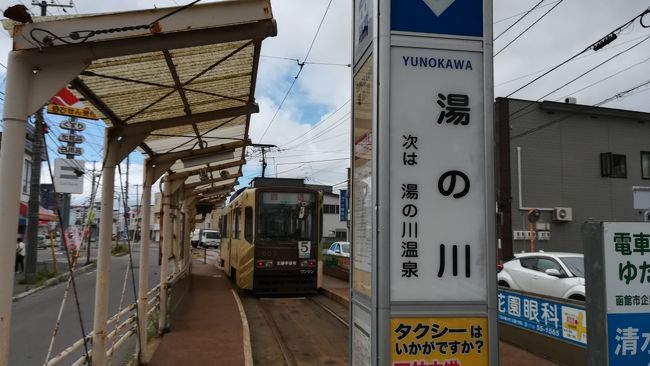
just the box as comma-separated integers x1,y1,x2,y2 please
391,317,488,366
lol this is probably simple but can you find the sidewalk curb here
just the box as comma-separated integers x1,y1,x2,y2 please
318,287,349,307
12,263,97,302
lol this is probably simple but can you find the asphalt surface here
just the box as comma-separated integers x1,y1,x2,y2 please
9,244,161,366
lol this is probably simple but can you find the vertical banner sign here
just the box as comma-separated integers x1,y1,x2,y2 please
386,0,495,365
340,189,348,221
603,223,650,366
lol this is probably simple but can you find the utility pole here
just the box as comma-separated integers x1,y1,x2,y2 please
32,1,74,16
25,108,45,278
84,161,99,264
124,154,130,240
250,143,276,178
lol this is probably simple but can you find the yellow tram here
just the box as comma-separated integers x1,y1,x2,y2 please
220,178,323,294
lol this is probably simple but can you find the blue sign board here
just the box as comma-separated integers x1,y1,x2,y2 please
340,189,348,221
391,0,483,37
498,290,587,348
607,313,650,365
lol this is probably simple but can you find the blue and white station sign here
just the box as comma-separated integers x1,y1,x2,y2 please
391,0,483,37
603,222,650,366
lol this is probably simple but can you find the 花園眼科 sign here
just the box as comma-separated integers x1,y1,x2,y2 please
603,222,650,366
498,289,587,347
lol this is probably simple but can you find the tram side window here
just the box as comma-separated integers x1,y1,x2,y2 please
223,214,229,238
234,207,241,239
244,207,253,243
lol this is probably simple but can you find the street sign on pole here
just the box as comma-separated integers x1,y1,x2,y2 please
54,158,85,194
59,120,86,131
57,146,84,156
340,189,348,222
58,133,85,144
350,0,496,365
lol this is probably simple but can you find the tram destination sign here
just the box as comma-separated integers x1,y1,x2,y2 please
58,146,83,156
59,120,86,131
58,134,85,144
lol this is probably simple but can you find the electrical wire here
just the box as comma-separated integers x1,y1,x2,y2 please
278,99,350,148
495,0,564,57
494,0,546,41
506,8,650,98
41,119,91,364
258,0,334,143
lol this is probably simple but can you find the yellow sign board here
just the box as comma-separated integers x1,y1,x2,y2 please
391,317,488,366
47,104,99,120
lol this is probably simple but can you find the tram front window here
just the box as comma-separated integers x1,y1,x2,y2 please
257,192,315,242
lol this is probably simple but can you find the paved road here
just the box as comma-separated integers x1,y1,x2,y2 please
9,244,161,366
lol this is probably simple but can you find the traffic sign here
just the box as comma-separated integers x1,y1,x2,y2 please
58,146,84,156
54,158,85,194
58,134,85,144
59,120,86,131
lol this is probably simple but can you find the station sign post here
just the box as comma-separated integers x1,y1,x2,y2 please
584,222,650,366
350,0,496,365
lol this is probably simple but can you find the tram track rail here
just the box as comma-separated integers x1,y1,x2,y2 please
259,300,298,366
254,295,349,366
307,296,349,327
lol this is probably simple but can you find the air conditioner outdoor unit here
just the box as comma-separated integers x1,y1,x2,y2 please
553,207,573,222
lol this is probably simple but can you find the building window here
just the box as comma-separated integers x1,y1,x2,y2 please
323,204,340,214
642,152,650,179
601,153,627,178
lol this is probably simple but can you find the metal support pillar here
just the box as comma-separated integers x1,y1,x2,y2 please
137,163,153,364
0,52,31,365
159,180,172,334
92,132,118,366
172,204,182,274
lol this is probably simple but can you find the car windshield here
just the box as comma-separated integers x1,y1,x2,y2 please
559,256,584,277
205,232,220,239
340,243,350,254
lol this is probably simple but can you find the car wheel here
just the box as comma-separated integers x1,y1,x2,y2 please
498,280,510,288
568,294,585,302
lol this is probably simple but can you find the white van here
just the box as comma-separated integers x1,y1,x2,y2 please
190,230,200,248
199,229,221,248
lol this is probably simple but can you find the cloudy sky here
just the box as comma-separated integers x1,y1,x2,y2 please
1,0,649,207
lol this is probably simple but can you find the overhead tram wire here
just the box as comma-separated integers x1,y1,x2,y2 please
494,0,546,41
494,0,565,57
258,0,334,142
280,112,350,151
278,99,350,148
595,78,650,106
505,7,650,98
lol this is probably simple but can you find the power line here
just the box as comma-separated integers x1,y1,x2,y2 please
278,99,350,148
506,8,650,98
495,0,565,56
258,0,334,142
494,0,560,24
494,0,546,41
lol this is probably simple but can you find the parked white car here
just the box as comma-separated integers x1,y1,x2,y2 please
497,252,585,301
326,241,350,258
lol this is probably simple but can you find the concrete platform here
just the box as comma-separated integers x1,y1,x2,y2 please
147,259,247,366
